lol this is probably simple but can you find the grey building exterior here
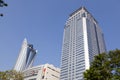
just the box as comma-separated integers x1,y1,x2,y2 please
14,38,37,72
60,7,106,80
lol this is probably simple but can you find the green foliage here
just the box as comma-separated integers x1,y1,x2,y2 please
0,0,8,16
84,49,120,80
0,0,7,7
0,70,23,80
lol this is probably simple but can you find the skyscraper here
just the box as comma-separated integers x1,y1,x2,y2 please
14,38,37,72
60,7,106,80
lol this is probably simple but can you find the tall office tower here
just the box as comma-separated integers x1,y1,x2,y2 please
60,7,106,80
14,38,37,72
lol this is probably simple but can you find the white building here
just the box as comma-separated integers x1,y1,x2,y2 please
23,64,60,80
14,38,37,72
60,7,106,80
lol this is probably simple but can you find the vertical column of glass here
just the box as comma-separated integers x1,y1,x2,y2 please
66,15,76,80
76,17,85,80
86,18,98,63
60,22,70,80
72,15,77,80
96,25,106,53
68,17,73,80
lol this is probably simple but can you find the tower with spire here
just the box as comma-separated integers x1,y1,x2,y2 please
14,38,37,72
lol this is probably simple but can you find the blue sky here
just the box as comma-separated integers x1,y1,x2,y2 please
0,0,120,71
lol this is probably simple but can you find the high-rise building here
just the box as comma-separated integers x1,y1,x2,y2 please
23,64,60,80
14,38,37,72
60,7,106,80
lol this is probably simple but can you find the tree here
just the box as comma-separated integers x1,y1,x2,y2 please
0,70,23,80
0,0,8,16
84,49,120,80
0,0,7,7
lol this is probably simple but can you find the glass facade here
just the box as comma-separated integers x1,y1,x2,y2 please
60,7,106,80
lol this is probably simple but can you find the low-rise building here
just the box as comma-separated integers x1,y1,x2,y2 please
23,64,60,80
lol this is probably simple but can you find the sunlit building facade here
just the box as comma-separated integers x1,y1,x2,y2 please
23,64,60,80
14,38,37,72
60,7,106,80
